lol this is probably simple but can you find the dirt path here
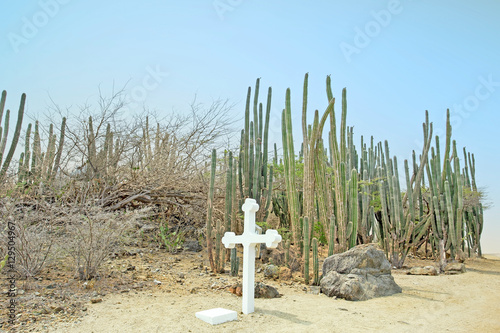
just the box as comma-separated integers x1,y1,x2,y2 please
31,255,500,333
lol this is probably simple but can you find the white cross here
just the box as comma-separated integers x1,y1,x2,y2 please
222,198,282,314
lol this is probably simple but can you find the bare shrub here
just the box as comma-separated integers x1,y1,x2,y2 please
62,205,149,280
0,198,55,279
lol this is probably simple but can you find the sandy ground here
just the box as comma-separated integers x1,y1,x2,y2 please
28,254,500,333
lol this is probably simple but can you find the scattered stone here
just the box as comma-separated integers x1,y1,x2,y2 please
140,224,157,233
408,266,438,276
228,282,280,298
263,264,279,278
254,282,280,298
279,267,292,281
38,307,51,315
126,264,136,271
229,283,242,296
308,286,321,295
320,244,402,301
153,279,162,285
178,272,185,279
127,249,142,256
90,298,103,304
183,240,202,252
444,263,466,274
52,306,64,313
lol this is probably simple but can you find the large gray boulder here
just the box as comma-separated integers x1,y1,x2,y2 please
320,244,402,301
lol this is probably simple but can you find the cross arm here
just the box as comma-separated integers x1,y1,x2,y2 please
264,229,282,248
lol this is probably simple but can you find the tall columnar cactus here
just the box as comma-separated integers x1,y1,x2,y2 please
425,110,474,267
328,214,336,256
302,73,335,242
87,116,97,176
0,91,25,184
303,216,310,284
18,123,32,183
285,239,291,268
348,168,359,248
31,121,42,179
376,111,433,268
282,74,335,245
281,99,300,244
50,117,66,180
462,147,483,257
206,149,216,272
238,79,274,222
325,78,350,252
230,247,239,277
312,237,319,286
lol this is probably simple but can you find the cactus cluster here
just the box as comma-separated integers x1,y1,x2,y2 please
205,79,277,273
0,91,25,184
18,118,66,185
239,79,274,224
205,75,485,278
274,74,484,269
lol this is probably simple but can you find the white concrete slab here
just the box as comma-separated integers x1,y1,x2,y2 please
195,308,237,325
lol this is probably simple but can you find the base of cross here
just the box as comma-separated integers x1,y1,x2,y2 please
196,308,237,325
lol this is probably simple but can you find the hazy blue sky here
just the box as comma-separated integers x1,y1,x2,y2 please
1,0,499,253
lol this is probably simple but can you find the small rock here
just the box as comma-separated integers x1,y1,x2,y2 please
183,240,202,252
308,286,321,295
140,224,157,233
444,263,466,274
38,307,51,315
90,298,103,304
263,264,279,278
53,306,64,313
408,266,438,276
178,273,185,279
255,282,280,298
229,283,243,296
153,279,162,285
279,267,293,280
127,249,142,256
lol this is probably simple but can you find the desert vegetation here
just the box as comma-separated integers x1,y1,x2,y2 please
206,74,485,284
0,74,485,286
0,88,234,282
